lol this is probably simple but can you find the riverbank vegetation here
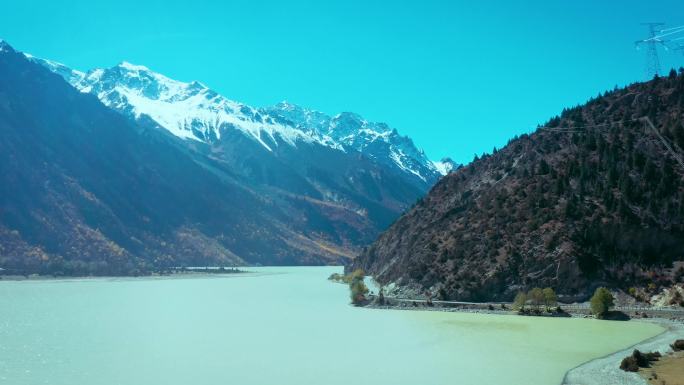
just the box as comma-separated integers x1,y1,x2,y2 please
0,266,246,280
512,287,559,314
328,269,369,305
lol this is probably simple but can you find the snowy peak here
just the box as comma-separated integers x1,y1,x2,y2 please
431,157,460,176
261,101,331,134
31,53,450,185
118,61,150,72
25,55,86,86
263,103,440,182
59,61,316,147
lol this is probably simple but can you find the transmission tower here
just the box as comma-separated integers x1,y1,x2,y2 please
635,22,666,78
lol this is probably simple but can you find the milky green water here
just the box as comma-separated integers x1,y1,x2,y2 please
0,266,663,385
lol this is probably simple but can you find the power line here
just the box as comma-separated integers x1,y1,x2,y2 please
658,25,684,34
538,116,684,173
636,22,666,78
640,116,684,170
652,27,684,40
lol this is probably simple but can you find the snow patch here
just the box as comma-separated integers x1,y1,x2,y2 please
431,160,455,176
33,54,451,183
118,61,150,71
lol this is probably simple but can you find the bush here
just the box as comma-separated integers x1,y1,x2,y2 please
542,287,557,310
633,350,660,367
348,270,368,305
619,350,660,372
528,287,544,310
590,287,615,317
350,280,369,304
513,292,527,311
671,339,684,351
619,356,639,372
329,269,364,285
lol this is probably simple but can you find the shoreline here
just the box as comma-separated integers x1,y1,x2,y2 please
562,319,684,385
362,298,684,385
363,295,684,321
0,269,250,282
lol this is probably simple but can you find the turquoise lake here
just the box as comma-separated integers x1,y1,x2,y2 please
0,266,663,385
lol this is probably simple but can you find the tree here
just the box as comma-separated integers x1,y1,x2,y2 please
538,159,550,175
513,292,527,311
669,68,678,79
528,288,544,311
590,287,615,318
349,270,369,305
542,287,557,311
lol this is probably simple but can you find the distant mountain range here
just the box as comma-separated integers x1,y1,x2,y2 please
0,40,457,275
353,70,684,301
27,55,458,185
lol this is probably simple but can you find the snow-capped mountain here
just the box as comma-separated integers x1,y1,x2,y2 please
431,157,459,175
29,55,451,182
1,40,458,270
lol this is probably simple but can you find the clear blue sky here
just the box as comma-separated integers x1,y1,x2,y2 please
2,0,684,164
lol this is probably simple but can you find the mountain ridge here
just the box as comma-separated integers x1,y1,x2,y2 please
0,40,457,274
27,55,458,184
352,70,684,301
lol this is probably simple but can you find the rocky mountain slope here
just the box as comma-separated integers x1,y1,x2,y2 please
28,55,457,187
0,41,452,275
353,70,684,301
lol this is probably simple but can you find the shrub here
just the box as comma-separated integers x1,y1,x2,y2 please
671,339,684,351
590,287,615,318
513,292,527,311
619,350,661,372
348,269,368,305
619,356,639,372
542,287,557,310
633,350,660,367
528,287,544,311
350,279,369,305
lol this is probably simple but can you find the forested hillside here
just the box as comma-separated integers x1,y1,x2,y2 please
353,69,684,301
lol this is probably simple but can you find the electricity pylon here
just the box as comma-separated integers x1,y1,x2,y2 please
635,22,666,78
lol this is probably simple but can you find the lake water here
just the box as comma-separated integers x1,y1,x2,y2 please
0,266,663,385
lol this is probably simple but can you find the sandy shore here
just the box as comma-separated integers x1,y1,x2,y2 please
562,319,684,385
639,350,684,385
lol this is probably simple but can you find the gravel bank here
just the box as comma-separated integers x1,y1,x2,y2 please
562,319,684,385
